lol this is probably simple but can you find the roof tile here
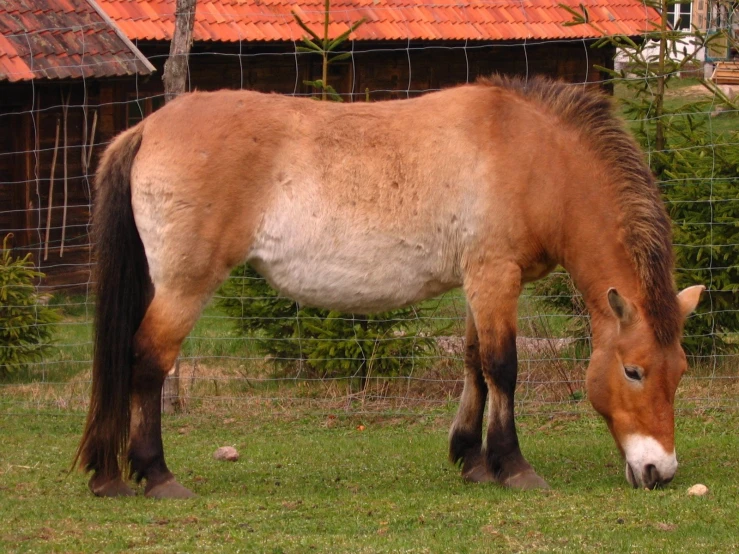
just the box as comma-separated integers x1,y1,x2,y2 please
0,0,155,81
94,0,660,43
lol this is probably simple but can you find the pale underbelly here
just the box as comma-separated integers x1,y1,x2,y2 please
247,225,463,314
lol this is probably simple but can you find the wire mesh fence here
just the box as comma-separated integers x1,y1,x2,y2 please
1,0,737,419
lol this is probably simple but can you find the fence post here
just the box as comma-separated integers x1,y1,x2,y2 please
162,359,181,414
163,0,197,103
160,0,196,412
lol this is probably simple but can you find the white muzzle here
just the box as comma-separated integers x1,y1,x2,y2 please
622,434,677,489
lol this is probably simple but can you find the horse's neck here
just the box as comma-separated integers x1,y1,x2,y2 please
559,211,643,349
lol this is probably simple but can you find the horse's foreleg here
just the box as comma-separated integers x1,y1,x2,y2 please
465,263,549,490
448,309,488,477
128,292,204,498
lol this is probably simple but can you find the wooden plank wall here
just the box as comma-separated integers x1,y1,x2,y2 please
138,39,613,100
0,80,124,291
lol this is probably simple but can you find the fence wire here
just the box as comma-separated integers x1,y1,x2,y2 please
1,2,737,418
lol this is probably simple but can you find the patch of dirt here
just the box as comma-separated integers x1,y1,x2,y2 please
435,336,576,357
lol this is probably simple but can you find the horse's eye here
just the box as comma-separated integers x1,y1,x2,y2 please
624,365,643,381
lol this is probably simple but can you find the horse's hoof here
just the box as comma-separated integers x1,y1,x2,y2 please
462,455,495,483
145,478,196,499
503,470,551,491
463,464,495,483
89,475,135,497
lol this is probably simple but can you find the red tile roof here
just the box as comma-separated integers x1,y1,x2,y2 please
96,0,660,43
0,0,155,82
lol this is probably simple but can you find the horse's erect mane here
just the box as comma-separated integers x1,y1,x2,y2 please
479,74,680,344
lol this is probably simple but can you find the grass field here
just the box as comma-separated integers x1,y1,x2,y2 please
1,408,737,553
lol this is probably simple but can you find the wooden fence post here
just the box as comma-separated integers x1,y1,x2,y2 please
163,0,197,103
162,359,181,414
161,0,196,413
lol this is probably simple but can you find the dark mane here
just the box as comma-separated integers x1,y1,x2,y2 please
479,74,680,344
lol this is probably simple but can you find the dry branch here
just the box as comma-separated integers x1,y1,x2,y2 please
60,88,70,257
43,118,61,261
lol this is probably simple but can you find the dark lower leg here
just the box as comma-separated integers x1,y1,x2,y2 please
483,337,548,489
449,354,487,464
128,350,194,498
125,293,206,498
128,360,170,488
485,394,531,481
449,315,487,465
449,374,487,464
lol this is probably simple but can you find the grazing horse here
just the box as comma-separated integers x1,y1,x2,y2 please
74,75,703,498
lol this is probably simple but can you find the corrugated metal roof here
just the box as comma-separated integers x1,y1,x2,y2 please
95,0,660,43
0,0,155,82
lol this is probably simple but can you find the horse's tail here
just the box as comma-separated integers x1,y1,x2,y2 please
73,124,150,477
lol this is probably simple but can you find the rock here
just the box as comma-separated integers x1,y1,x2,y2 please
213,446,239,462
687,484,708,496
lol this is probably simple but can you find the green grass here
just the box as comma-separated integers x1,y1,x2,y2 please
0,409,737,553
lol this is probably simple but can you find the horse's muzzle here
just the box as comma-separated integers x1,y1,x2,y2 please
622,434,678,489
625,462,676,489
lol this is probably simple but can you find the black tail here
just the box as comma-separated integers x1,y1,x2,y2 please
73,124,150,477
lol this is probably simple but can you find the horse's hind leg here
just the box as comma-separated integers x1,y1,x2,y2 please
463,262,549,490
448,308,489,480
127,289,206,498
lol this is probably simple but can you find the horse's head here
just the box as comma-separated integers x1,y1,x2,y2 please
586,285,704,489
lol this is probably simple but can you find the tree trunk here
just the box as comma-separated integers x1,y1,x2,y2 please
163,0,197,104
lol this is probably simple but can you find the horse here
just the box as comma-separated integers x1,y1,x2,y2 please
74,75,704,498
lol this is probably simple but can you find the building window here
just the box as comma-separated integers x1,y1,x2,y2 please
668,1,693,30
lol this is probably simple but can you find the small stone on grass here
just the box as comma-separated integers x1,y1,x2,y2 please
687,484,709,496
214,446,239,462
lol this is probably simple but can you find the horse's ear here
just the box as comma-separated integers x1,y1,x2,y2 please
607,288,635,326
677,285,705,320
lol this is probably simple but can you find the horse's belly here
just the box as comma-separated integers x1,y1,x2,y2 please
247,211,462,313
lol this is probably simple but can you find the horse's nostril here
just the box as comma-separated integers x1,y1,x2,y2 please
645,464,660,488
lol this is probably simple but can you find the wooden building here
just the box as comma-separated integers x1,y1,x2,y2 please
0,0,154,289
2,0,660,289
